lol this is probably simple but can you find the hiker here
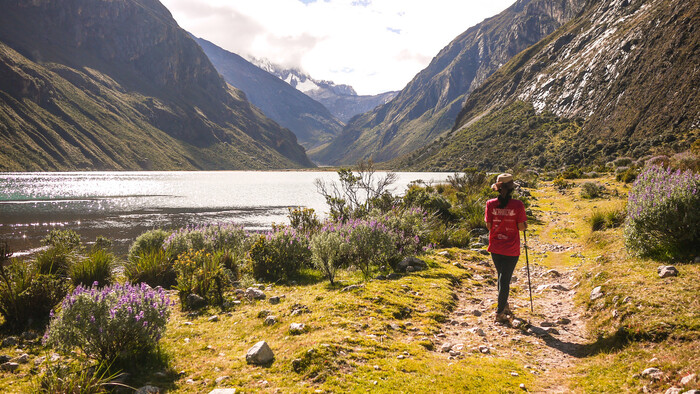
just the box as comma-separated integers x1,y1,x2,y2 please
484,173,527,324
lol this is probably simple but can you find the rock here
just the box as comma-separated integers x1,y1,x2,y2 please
289,323,306,335
471,242,486,248
658,266,679,278
208,315,219,322
479,234,489,245
437,251,451,257
1,362,19,372
544,327,560,335
246,341,274,365
135,386,160,394
478,345,490,354
397,256,428,272
0,355,10,364
557,317,571,325
20,332,37,341
511,372,519,377
469,328,486,336
540,321,556,327
545,269,561,277
341,285,364,292
257,310,272,318
290,304,311,316
471,310,483,317
519,383,527,390
612,310,619,318
684,390,700,394
664,388,682,394
387,273,402,280
681,373,696,386
268,296,281,305
209,390,236,394
439,343,453,353
246,288,266,300
34,356,46,366
641,367,663,380
263,316,277,326
13,353,29,364
214,376,230,384
1,337,18,348
185,294,207,310
590,286,604,301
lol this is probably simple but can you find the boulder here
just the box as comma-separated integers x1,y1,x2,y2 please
545,269,561,278
397,257,428,273
681,373,696,386
246,341,274,365
641,367,663,380
209,390,237,394
268,296,281,305
0,362,19,372
208,315,219,322
185,294,206,310
246,288,266,300
263,316,277,326
1,337,18,348
664,388,682,394
658,266,679,278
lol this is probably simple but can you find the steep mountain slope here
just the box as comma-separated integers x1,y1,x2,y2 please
314,0,585,165
195,37,344,150
0,0,313,171
396,0,699,171
251,58,398,124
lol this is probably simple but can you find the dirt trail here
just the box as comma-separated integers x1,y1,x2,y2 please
433,203,591,392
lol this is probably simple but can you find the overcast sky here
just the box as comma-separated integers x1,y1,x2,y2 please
160,0,515,95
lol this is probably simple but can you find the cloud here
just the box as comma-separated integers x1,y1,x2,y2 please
161,0,516,95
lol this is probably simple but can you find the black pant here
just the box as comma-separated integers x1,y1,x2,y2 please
491,253,519,314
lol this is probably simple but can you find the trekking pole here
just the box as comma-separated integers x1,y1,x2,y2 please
523,230,534,312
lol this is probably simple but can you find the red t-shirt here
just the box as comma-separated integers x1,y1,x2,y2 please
484,198,527,256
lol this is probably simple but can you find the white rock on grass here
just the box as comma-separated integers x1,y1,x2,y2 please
246,288,266,300
641,367,663,380
664,388,682,394
590,286,604,301
469,327,486,336
681,373,697,386
263,316,277,326
135,386,160,394
289,323,306,335
209,389,237,394
658,266,679,278
246,341,274,365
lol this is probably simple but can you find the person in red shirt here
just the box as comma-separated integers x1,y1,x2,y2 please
484,173,527,324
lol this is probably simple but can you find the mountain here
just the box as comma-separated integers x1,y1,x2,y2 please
314,0,586,165
194,37,344,150
394,0,700,171
0,0,313,171
250,58,398,124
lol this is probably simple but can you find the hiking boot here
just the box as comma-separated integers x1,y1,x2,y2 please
503,303,513,316
495,312,510,324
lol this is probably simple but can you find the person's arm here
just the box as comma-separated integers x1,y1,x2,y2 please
517,222,527,231
486,222,492,231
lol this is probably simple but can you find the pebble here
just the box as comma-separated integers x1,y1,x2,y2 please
268,296,281,304
0,362,19,372
479,345,490,354
681,373,696,386
664,388,682,394
519,383,526,390
590,286,604,301
208,315,219,322
511,372,519,377
641,367,663,380
471,310,483,317
658,265,679,278
557,317,571,325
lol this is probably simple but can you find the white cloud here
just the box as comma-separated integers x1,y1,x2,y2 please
161,0,515,95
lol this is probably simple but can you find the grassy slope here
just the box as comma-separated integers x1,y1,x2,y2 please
0,177,698,392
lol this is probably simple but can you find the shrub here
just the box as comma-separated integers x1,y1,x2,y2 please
580,182,605,199
123,249,176,288
128,229,170,263
34,246,76,277
309,231,349,285
402,187,453,220
163,224,248,258
616,168,637,183
42,230,81,251
553,176,571,190
561,165,583,179
0,261,69,330
624,165,700,259
35,360,120,394
249,228,311,282
589,207,626,231
288,207,321,235
344,219,399,278
670,151,700,172
69,249,115,288
173,250,228,307
44,282,172,362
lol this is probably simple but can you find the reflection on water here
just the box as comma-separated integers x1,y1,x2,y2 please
0,171,449,256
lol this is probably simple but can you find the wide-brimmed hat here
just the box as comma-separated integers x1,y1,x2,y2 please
491,173,515,191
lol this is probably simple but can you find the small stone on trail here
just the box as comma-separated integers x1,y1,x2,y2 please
545,269,561,278
14,353,29,364
479,345,490,354
440,343,453,353
469,327,486,336
557,317,571,325
540,321,556,327
544,327,560,335
612,310,619,318
648,357,659,364
519,383,526,390
471,310,483,317
208,315,219,322
590,286,604,301
246,287,266,300
658,266,679,278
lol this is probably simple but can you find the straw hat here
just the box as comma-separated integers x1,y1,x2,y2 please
491,173,515,191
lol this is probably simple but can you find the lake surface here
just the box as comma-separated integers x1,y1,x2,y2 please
0,171,450,257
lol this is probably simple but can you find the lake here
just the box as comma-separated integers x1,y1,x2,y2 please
0,171,450,257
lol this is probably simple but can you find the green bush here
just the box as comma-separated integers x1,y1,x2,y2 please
616,168,638,183
553,176,571,190
309,230,349,285
127,229,170,263
249,228,311,282
123,249,176,288
45,282,172,362
42,229,81,251
163,224,248,258
561,165,583,179
344,219,400,278
288,207,321,235
35,360,120,394
580,182,605,199
0,261,68,330
624,165,700,259
403,186,453,220
174,249,228,307
589,207,626,231
35,246,76,277
69,249,115,288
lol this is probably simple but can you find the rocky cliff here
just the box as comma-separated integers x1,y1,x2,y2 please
0,0,313,170
314,0,585,165
396,0,699,171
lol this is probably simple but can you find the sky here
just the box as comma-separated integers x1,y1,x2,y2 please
160,0,516,95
